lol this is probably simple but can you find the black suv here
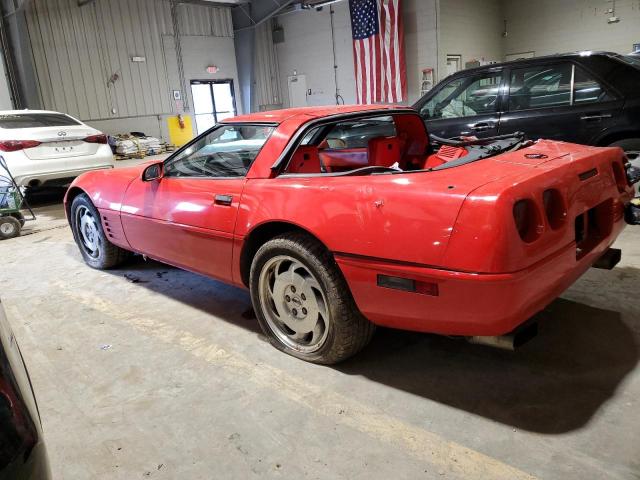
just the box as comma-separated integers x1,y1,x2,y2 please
413,52,640,158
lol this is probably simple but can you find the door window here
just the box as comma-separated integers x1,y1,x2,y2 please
508,63,614,111
573,66,614,104
190,80,237,134
508,63,572,111
419,72,501,120
164,124,274,178
300,116,397,150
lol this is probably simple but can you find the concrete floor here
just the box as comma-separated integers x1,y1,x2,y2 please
0,167,639,478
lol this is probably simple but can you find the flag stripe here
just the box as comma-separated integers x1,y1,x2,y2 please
349,0,406,104
354,41,361,104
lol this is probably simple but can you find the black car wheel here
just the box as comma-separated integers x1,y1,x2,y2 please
250,232,375,364
70,193,129,269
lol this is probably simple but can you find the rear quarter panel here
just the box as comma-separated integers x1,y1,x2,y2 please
237,167,525,267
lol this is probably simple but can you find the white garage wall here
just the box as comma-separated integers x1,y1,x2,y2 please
504,0,640,57
275,3,357,107
437,0,504,77
23,0,236,139
274,0,438,108
404,0,438,104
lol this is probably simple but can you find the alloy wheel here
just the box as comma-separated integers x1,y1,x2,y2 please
258,255,330,353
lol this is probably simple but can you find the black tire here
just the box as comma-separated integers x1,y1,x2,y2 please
69,193,129,269
249,232,375,364
10,212,25,228
609,138,640,162
0,216,20,240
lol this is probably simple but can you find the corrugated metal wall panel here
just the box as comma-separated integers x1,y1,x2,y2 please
253,19,282,110
24,0,231,121
178,3,233,37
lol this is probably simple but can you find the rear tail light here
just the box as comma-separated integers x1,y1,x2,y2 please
84,134,108,144
0,140,41,152
513,199,543,242
542,189,566,230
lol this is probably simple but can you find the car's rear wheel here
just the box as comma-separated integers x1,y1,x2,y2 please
70,193,129,269
250,233,375,364
0,216,20,240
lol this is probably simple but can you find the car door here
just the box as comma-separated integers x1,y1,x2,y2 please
498,61,622,143
120,124,274,282
416,69,503,139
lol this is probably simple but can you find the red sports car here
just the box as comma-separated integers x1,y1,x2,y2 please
65,105,639,364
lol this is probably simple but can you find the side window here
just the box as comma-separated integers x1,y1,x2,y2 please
285,116,401,174
315,117,396,150
419,78,464,119
573,66,614,104
164,124,274,178
419,72,501,120
509,63,572,111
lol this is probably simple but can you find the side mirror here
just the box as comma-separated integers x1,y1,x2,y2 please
142,162,163,182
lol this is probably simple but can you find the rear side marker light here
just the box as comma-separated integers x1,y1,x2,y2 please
513,199,543,243
0,140,41,152
84,134,108,144
578,168,598,181
377,274,439,296
542,189,566,230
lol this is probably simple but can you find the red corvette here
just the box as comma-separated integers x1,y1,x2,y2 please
65,105,639,364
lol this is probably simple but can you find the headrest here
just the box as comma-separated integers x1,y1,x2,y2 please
288,145,321,174
368,136,401,168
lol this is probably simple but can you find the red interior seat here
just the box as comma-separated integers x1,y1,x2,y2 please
288,145,321,173
368,136,401,168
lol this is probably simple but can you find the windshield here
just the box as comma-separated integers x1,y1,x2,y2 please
0,113,81,129
164,124,275,178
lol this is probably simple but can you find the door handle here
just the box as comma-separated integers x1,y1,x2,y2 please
214,194,233,206
470,122,495,132
580,114,612,121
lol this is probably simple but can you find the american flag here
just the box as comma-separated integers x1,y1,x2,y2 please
349,0,407,104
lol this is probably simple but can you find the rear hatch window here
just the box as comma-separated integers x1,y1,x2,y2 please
0,113,81,129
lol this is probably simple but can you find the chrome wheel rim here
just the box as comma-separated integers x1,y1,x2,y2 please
0,222,15,235
75,205,100,258
258,255,330,353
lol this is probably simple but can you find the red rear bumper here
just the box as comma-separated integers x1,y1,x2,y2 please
335,219,624,336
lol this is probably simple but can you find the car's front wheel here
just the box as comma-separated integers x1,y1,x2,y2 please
249,233,375,364
70,193,129,269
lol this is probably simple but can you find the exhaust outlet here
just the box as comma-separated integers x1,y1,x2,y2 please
592,248,621,270
467,322,538,351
